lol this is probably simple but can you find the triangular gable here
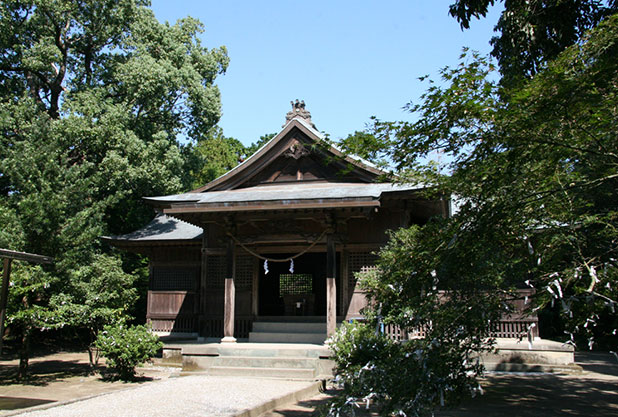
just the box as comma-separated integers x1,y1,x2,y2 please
192,117,385,192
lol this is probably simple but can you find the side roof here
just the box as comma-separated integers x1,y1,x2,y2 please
102,214,202,245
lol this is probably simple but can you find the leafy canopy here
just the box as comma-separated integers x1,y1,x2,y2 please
0,0,227,368
328,12,618,417
449,0,618,84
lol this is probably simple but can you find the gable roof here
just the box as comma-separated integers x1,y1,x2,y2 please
192,117,386,192
142,103,427,222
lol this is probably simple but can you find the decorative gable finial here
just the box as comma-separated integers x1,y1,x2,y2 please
284,99,317,129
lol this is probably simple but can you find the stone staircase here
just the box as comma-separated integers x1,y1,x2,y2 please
158,317,340,379
249,316,328,344
172,342,333,379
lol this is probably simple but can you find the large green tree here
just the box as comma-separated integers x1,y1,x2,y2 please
0,0,228,374
328,13,617,417
449,0,618,84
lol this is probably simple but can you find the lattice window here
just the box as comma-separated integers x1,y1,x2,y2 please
206,254,254,289
279,274,313,295
348,252,379,287
206,255,226,289
236,255,254,289
151,266,198,291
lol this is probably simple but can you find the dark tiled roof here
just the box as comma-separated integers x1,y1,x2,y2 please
102,214,202,243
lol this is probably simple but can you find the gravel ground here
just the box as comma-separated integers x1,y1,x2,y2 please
12,376,315,417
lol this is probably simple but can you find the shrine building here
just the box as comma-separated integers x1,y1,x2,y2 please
105,101,452,343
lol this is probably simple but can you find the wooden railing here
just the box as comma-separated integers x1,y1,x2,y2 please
149,315,196,333
381,318,538,342
493,319,539,339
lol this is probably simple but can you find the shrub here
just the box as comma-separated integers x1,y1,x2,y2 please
95,323,162,380
327,321,487,416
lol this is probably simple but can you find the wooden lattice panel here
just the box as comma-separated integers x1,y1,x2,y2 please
206,255,226,289
206,254,253,289
236,255,254,289
279,273,312,295
348,252,378,287
151,266,198,291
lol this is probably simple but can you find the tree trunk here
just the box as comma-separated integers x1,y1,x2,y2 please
17,327,31,380
86,328,100,373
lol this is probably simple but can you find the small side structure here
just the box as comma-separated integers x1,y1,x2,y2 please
104,101,539,346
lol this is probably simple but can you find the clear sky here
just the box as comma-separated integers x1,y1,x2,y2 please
150,1,502,146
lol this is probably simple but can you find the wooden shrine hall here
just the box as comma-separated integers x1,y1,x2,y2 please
105,101,447,343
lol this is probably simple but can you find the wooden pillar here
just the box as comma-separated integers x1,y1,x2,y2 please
0,258,13,354
341,248,349,317
326,234,337,339
222,237,236,343
199,234,208,337
251,257,259,317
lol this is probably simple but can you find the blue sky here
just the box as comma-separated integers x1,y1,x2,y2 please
150,1,503,146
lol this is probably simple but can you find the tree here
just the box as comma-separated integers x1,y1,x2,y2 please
244,132,276,156
189,126,248,187
328,14,617,416
327,223,506,416
187,131,277,188
337,130,391,168
4,263,57,379
449,0,618,84
51,254,137,370
0,0,228,374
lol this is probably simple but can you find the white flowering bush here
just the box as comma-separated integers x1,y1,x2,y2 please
95,323,162,380
327,321,487,416
325,224,505,416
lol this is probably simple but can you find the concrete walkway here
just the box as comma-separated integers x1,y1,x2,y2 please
10,376,320,417
3,351,617,417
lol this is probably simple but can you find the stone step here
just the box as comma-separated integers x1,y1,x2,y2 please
252,322,327,333
182,343,330,358
205,366,317,379
484,362,583,374
249,331,327,344
256,316,333,323
211,355,319,369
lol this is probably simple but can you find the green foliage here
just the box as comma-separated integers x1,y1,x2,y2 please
328,322,486,416
337,130,391,168
327,225,505,416
330,11,618,416
387,12,618,348
0,206,25,250
95,323,162,381
0,0,227,371
244,133,276,156
188,130,277,189
50,254,137,366
5,264,58,333
449,0,618,84
189,126,247,187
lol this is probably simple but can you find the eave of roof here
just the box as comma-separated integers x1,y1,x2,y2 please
101,214,203,243
145,182,425,214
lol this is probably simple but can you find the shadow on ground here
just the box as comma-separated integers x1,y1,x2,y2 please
0,396,55,411
267,374,618,417
438,374,618,417
0,359,93,386
575,352,618,377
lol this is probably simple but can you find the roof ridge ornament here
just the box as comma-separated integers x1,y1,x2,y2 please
284,99,317,129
